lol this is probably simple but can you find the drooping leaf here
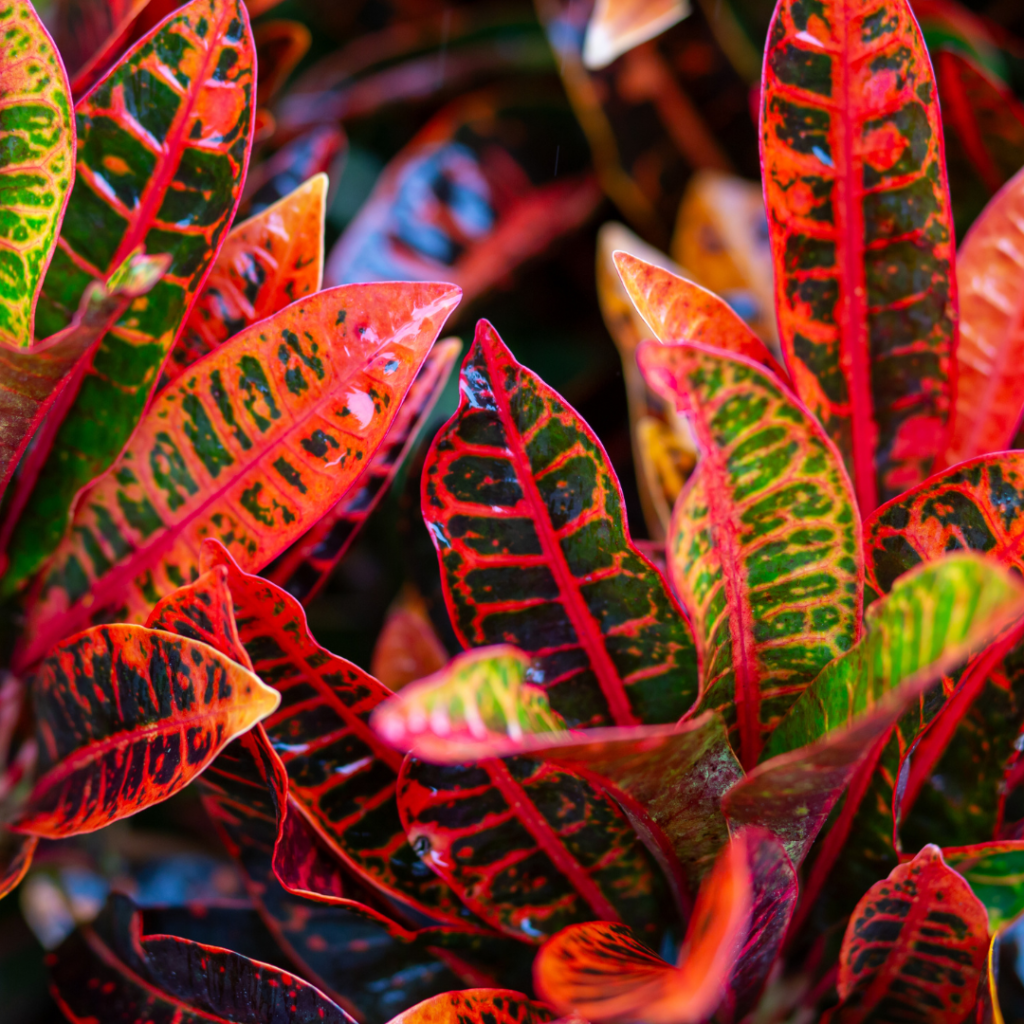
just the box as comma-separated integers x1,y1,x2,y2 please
614,252,786,379
48,892,358,1024
388,990,556,1024
10,623,279,838
397,751,676,944
4,0,257,592
324,92,601,307
0,2,75,350
938,169,1024,468
268,336,462,604
254,20,312,107
532,830,753,1024
943,842,1024,933
200,538,478,927
638,340,862,768
16,281,461,669
0,250,168,504
582,0,690,69
163,173,327,386
422,319,699,730
828,845,989,1024
761,0,956,511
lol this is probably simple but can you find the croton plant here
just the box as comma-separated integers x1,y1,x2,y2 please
5,0,1024,1022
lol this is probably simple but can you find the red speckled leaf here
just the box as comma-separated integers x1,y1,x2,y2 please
163,173,327,386
761,0,957,511
582,0,688,69
199,538,477,928
254,20,311,107
397,751,676,944
613,252,788,381
389,991,556,1024
17,281,460,668
422,319,699,730
11,623,279,838
48,891,357,1024
638,340,863,768
532,831,752,1024
269,337,462,604
939,168,1024,468
828,845,989,1024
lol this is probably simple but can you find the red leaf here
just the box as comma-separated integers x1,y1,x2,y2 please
388,990,557,1024
254,20,311,107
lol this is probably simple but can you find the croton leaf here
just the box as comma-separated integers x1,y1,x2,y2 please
938,169,1024,468
49,0,152,91
163,173,327,386
422,318,698,730
828,845,989,1024
370,594,450,691
638,340,862,769
532,830,753,1024
0,832,36,901
254,20,312,107
0,250,168,504
389,990,556,1024
269,336,462,604
16,281,461,669
200,538,477,927
397,751,676,944
0,2,75,350
582,0,689,69
943,842,1024,933
761,0,956,511
613,252,787,380
10,622,278,838
4,0,257,592
48,892,358,1024
240,125,345,217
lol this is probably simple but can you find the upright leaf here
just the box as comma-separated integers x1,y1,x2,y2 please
201,539,478,927
0,2,75,350
533,831,753,1024
4,0,257,591
17,282,460,668
422,319,699,729
269,337,462,604
582,0,690,69
370,593,450,691
828,845,989,1024
938,170,1024,468
48,893,358,1024
638,340,862,768
10,622,279,838
389,991,556,1024
164,173,327,385
761,0,956,510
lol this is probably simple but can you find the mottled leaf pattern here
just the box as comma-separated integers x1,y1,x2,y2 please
164,173,326,385
533,832,752,1024
830,845,989,1024
422,319,698,729
638,340,862,768
4,0,256,591
17,282,460,668
0,2,75,349
762,0,956,510
270,337,462,604
397,753,674,943
12,623,279,837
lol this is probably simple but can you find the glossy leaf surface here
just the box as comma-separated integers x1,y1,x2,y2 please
12,623,279,837
830,845,989,1024
583,0,689,69
398,753,674,943
48,893,357,1024
0,2,75,349
5,0,257,591
389,991,555,1024
164,173,327,385
201,539,475,926
939,171,1024,468
18,282,460,668
532,832,752,1024
943,842,1024,932
423,319,698,729
639,340,862,768
762,0,956,510
269,337,461,604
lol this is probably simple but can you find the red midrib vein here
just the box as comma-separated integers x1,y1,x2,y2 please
485,342,638,728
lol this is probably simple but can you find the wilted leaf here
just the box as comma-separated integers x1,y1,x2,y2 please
422,319,698,729
17,282,460,668
5,0,257,593
762,0,956,510
639,340,862,768
11,623,279,838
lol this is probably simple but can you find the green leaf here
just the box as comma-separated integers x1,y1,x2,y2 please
944,842,1024,933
